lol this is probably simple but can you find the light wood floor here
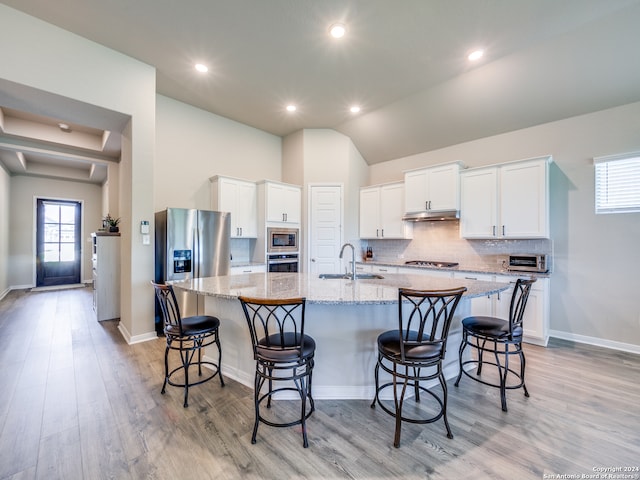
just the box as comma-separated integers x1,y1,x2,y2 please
1,287,639,480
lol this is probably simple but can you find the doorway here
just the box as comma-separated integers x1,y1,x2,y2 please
36,199,82,287
308,185,343,275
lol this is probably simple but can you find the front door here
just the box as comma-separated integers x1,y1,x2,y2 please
36,199,81,287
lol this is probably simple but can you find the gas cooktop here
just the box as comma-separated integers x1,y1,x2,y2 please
404,260,459,268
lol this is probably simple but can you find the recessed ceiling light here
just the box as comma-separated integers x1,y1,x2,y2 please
468,49,484,61
195,63,209,73
58,123,72,133
329,23,346,39
286,105,297,112
350,106,361,114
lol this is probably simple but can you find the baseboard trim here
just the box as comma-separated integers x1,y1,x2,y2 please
550,329,640,354
117,322,159,345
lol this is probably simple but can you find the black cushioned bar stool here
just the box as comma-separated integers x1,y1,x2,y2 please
371,287,467,448
238,296,315,448
454,278,536,412
152,282,224,407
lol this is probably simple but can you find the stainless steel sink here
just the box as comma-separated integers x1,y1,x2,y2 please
319,273,350,279
355,273,384,279
318,273,384,280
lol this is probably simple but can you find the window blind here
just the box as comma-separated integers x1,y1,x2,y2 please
594,152,640,215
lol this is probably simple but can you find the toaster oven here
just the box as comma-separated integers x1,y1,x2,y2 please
506,254,548,273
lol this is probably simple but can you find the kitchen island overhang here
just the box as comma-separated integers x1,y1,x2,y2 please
172,272,509,400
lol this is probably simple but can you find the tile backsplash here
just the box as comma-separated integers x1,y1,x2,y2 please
363,221,553,271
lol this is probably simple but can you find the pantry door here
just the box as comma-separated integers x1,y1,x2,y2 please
36,199,82,287
308,184,343,275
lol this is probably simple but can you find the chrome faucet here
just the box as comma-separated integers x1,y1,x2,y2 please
339,243,356,279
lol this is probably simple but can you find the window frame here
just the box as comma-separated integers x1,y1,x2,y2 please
593,151,640,215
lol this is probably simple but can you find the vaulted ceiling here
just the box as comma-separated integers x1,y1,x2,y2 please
2,0,640,184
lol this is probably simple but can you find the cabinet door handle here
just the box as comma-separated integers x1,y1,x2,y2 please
425,200,428,210
381,229,384,237
502,225,505,236
376,229,379,237
492,225,496,236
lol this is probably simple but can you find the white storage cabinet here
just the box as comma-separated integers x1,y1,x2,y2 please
404,162,461,214
230,264,267,275
259,181,301,225
454,271,549,346
359,182,413,239
460,156,550,239
493,276,549,346
210,175,258,238
91,232,120,321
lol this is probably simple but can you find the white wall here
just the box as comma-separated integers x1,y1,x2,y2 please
369,101,640,350
155,95,282,211
0,165,9,299
282,129,369,269
8,177,102,287
300,130,368,244
0,4,156,340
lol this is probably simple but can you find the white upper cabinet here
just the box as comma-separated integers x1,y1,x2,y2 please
210,176,258,238
360,182,413,239
404,162,461,213
460,156,550,239
260,181,301,225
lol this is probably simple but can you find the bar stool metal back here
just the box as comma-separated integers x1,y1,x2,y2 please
238,296,315,448
151,282,224,407
454,278,536,411
371,287,467,448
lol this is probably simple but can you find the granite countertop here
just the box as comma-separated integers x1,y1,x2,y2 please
358,260,551,278
172,272,509,305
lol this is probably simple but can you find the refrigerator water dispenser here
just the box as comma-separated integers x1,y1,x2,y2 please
173,250,192,274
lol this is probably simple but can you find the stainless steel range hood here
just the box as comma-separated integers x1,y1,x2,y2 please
402,210,460,222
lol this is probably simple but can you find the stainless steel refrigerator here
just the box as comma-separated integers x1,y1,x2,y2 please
154,208,230,333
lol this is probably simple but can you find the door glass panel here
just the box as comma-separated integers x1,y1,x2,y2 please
43,203,76,262
60,243,75,261
44,244,59,262
44,223,60,242
60,205,75,224
44,204,60,223
60,224,75,243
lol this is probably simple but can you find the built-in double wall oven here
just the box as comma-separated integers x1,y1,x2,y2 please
266,227,299,272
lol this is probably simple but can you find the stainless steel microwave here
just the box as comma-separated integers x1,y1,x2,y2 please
506,254,548,273
267,227,299,253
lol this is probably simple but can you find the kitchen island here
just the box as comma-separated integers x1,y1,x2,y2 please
173,272,508,400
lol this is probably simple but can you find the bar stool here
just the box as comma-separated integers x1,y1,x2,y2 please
371,287,467,447
238,296,315,448
151,282,224,407
454,278,536,411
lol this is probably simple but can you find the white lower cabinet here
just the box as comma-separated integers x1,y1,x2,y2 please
397,266,453,278
91,233,120,321
454,272,549,346
453,272,494,316
494,276,549,346
371,265,398,275
230,264,266,275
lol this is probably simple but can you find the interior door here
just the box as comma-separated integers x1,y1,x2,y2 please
308,185,342,275
36,199,81,287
